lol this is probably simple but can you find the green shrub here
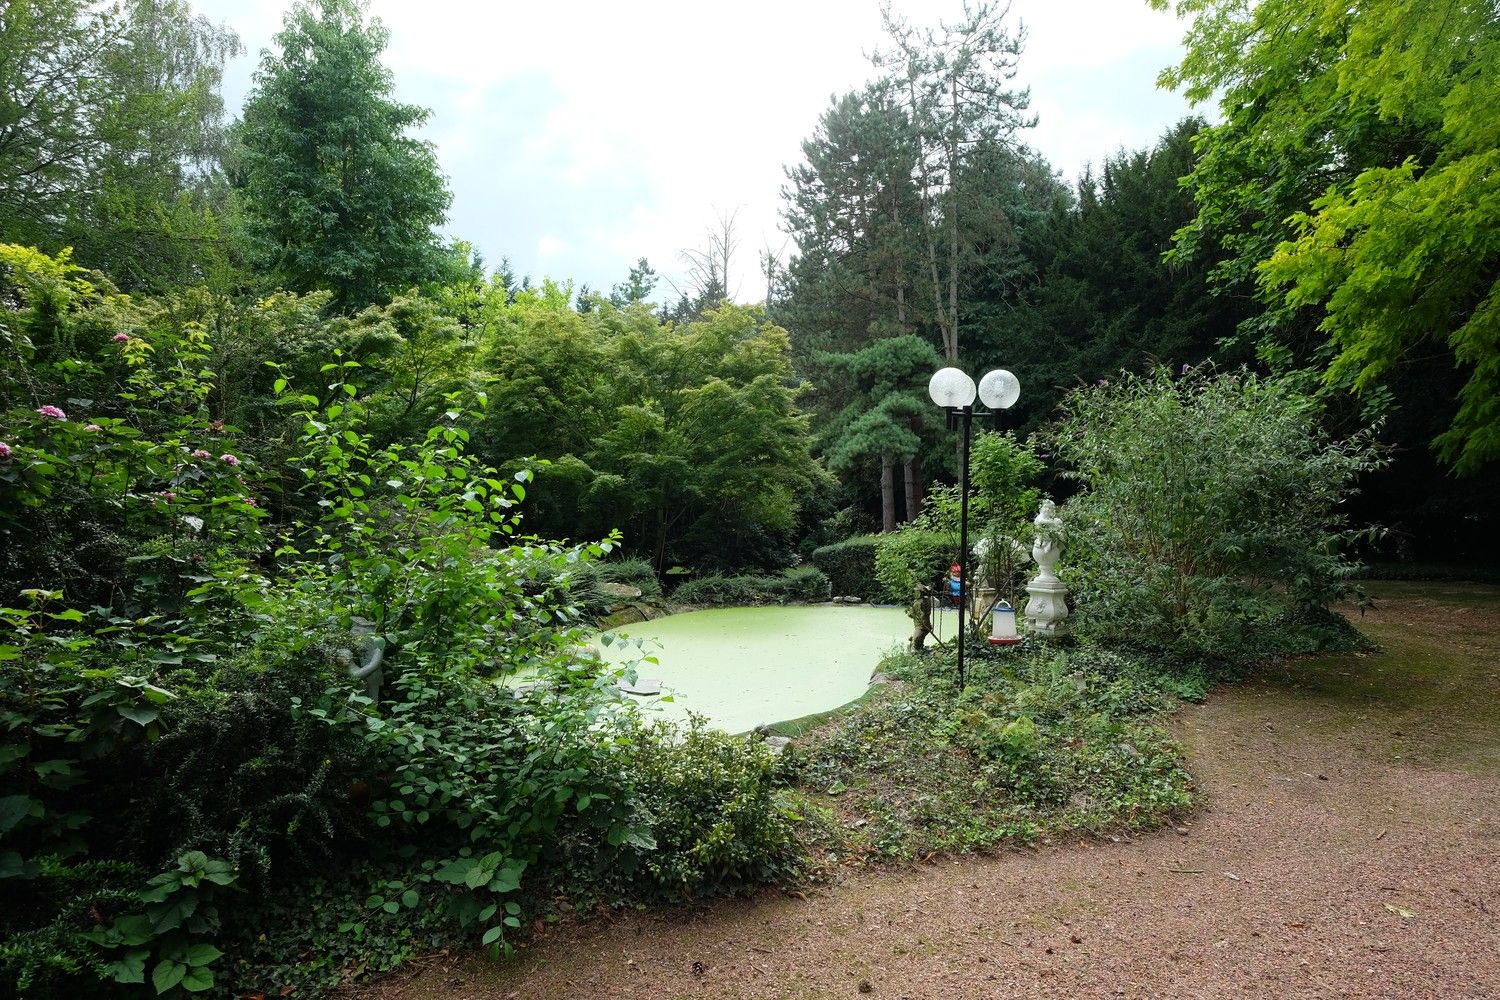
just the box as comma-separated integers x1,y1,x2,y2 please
621,719,801,897
873,528,957,604
672,567,828,606
596,557,663,598
671,574,766,605
133,657,376,883
1040,367,1385,664
779,565,831,602
810,535,881,600
914,432,1044,536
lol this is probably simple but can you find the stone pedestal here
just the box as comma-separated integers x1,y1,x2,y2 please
1024,499,1070,636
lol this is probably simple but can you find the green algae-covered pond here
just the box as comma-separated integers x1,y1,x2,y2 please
592,605,912,734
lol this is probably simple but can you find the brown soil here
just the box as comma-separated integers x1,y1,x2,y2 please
364,582,1500,1000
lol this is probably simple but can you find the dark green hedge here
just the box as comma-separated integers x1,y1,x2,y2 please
809,535,882,601
672,566,830,606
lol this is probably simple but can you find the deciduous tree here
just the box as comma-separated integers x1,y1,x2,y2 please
238,0,452,311
1152,0,1500,473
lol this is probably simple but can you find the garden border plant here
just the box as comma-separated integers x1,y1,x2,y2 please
0,265,811,998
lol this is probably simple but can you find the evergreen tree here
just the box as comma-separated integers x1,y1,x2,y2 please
609,257,658,307
819,336,946,531
780,83,924,358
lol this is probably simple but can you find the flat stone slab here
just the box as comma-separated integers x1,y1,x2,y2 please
618,677,662,696
600,581,643,599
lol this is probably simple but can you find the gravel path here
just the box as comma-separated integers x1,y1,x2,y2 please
369,583,1500,999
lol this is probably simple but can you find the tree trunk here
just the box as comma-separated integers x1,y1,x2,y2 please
904,455,922,522
880,457,897,533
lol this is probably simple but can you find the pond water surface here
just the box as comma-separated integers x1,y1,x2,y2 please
592,605,913,733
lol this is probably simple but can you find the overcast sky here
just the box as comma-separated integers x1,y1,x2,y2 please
195,0,1200,303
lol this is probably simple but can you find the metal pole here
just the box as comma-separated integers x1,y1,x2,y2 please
957,406,972,691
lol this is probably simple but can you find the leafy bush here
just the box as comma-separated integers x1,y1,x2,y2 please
0,285,817,997
670,574,764,605
620,719,802,898
810,535,882,600
595,557,663,598
672,567,830,606
1041,367,1384,663
779,565,832,602
132,653,375,883
873,528,957,604
913,432,1043,536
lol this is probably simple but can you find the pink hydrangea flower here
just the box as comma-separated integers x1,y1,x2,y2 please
220,453,239,466
244,497,258,507
113,332,130,343
37,405,66,419
0,442,12,460
157,490,176,502
192,449,211,459
85,424,102,432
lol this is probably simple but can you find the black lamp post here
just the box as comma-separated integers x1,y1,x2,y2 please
927,366,1021,690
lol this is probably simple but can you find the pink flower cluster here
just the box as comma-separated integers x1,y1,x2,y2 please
220,454,239,466
0,442,12,461
113,332,130,343
192,449,211,459
37,405,66,419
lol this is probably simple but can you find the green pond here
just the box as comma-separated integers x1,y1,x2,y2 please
591,605,915,733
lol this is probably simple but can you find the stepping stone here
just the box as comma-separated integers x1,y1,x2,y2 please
618,677,662,696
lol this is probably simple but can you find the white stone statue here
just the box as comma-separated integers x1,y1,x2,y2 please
336,617,385,702
1024,499,1070,636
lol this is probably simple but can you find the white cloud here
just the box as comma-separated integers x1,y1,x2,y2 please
195,0,1197,302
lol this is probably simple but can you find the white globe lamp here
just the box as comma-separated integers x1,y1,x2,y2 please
978,369,1021,410
927,367,977,409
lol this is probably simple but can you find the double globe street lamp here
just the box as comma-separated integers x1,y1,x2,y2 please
927,366,1021,690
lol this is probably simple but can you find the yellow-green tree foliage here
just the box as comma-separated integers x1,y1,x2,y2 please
1153,0,1499,472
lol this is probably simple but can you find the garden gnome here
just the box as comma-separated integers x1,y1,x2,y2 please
1024,499,1070,636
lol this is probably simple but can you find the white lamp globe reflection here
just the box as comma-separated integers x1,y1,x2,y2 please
978,369,1021,410
927,367,977,408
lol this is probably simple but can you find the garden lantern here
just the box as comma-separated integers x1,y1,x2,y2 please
929,366,1021,690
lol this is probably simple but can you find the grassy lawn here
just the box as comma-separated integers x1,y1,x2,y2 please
1263,581,1500,775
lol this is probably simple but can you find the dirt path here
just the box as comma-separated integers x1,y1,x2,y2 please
372,583,1500,999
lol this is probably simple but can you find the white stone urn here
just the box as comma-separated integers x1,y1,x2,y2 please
1024,499,1070,636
